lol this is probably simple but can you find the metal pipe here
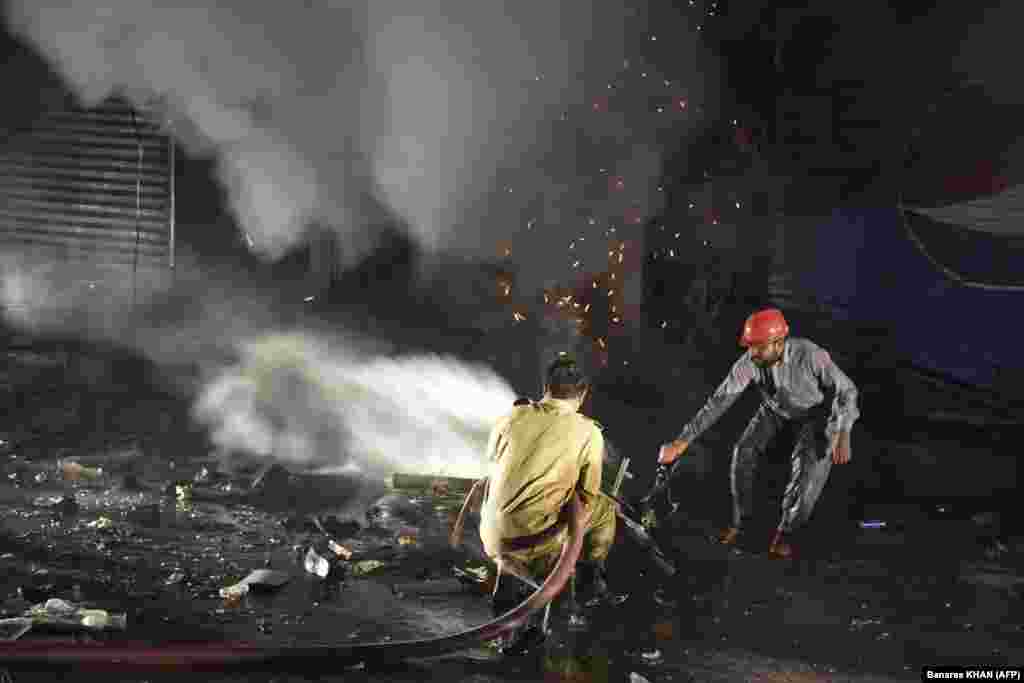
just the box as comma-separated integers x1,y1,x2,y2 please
392,473,477,493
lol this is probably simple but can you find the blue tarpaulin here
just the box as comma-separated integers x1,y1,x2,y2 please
774,206,1024,395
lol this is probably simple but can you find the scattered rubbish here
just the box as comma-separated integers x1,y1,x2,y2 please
59,461,103,482
87,517,114,530
0,619,32,641
859,520,887,529
165,571,188,587
653,588,678,608
25,599,127,631
465,566,490,581
219,583,250,599
397,535,417,547
352,560,387,577
164,482,192,502
849,616,883,631
193,466,226,485
328,541,353,560
567,612,589,631
652,620,674,640
452,567,489,586
238,569,290,592
639,648,662,663
630,673,653,683
304,547,331,579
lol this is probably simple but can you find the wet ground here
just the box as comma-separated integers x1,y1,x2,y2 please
1,341,1022,682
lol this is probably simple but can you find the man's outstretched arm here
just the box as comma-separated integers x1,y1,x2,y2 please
660,355,755,463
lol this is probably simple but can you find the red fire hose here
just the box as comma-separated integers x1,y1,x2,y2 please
0,494,585,675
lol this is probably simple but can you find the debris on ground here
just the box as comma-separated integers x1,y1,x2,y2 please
0,618,33,641
165,571,189,587
219,568,291,598
630,673,653,683
59,461,104,482
24,598,127,631
352,560,388,577
43,495,80,517
304,547,332,579
328,540,353,560
193,466,229,485
219,582,250,599
164,481,192,502
849,617,884,631
460,566,489,582
86,516,114,530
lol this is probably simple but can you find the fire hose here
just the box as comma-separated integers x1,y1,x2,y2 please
0,493,586,675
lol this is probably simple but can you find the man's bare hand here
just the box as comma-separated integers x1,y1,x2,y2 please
657,439,690,465
831,431,852,465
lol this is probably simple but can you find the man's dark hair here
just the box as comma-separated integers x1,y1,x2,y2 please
545,357,588,399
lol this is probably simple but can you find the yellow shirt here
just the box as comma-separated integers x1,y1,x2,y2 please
479,396,604,557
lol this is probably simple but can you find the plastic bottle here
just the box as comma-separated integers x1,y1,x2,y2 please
219,582,251,599
28,600,127,630
78,610,127,630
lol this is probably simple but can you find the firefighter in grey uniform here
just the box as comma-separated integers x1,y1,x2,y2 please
658,308,859,558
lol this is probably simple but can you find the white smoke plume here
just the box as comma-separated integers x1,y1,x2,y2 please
193,332,517,481
1,1,688,281
0,1,709,483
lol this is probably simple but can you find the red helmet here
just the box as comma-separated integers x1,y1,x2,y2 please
739,308,789,347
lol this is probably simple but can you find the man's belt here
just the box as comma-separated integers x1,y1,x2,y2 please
499,516,568,553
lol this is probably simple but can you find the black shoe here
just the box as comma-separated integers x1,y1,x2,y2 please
499,625,547,656
577,562,629,608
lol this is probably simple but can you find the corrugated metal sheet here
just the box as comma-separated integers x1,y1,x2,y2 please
0,97,174,272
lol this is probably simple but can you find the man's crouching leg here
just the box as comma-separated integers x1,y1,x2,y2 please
492,538,563,656
578,494,629,608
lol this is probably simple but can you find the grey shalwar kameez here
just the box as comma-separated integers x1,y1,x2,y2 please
676,338,860,533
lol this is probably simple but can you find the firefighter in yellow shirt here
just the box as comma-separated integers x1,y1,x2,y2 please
480,357,625,654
